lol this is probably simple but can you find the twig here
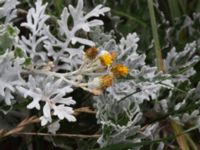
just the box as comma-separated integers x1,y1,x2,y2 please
15,132,100,139
0,116,39,138
0,107,95,139
118,88,141,103
74,107,96,116
170,121,190,150
17,8,28,16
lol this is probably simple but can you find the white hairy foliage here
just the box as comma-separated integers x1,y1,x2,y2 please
20,0,49,64
0,51,24,105
15,0,110,126
43,0,110,71
0,0,199,149
93,32,171,146
97,33,173,104
0,0,19,23
17,75,76,126
164,41,199,82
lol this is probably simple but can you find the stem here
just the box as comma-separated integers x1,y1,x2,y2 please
171,121,190,150
22,69,90,91
185,134,198,150
15,132,100,138
147,0,165,72
22,52,107,94
158,82,187,94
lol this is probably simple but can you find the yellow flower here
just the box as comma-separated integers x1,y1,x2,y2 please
99,50,113,67
85,47,98,59
111,64,129,77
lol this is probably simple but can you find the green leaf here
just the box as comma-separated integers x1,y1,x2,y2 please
53,0,63,15
23,58,32,66
7,24,18,37
14,47,24,58
111,9,147,28
168,0,181,22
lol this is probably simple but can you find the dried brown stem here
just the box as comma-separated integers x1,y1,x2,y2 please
74,107,96,116
0,107,95,139
0,116,39,138
15,132,100,139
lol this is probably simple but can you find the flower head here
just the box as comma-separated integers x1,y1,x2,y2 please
111,64,129,77
101,74,113,89
88,74,113,90
85,47,98,59
99,50,113,67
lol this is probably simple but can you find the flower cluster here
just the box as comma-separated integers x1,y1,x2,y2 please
84,47,129,94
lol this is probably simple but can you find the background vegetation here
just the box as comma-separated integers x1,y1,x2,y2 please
0,0,200,149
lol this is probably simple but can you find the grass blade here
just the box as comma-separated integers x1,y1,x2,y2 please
147,0,165,72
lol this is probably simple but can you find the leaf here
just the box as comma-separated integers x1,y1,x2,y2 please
0,24,18,55
170,121,189,150
95,124,200,150
94,142,135,150
14,47,24,58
